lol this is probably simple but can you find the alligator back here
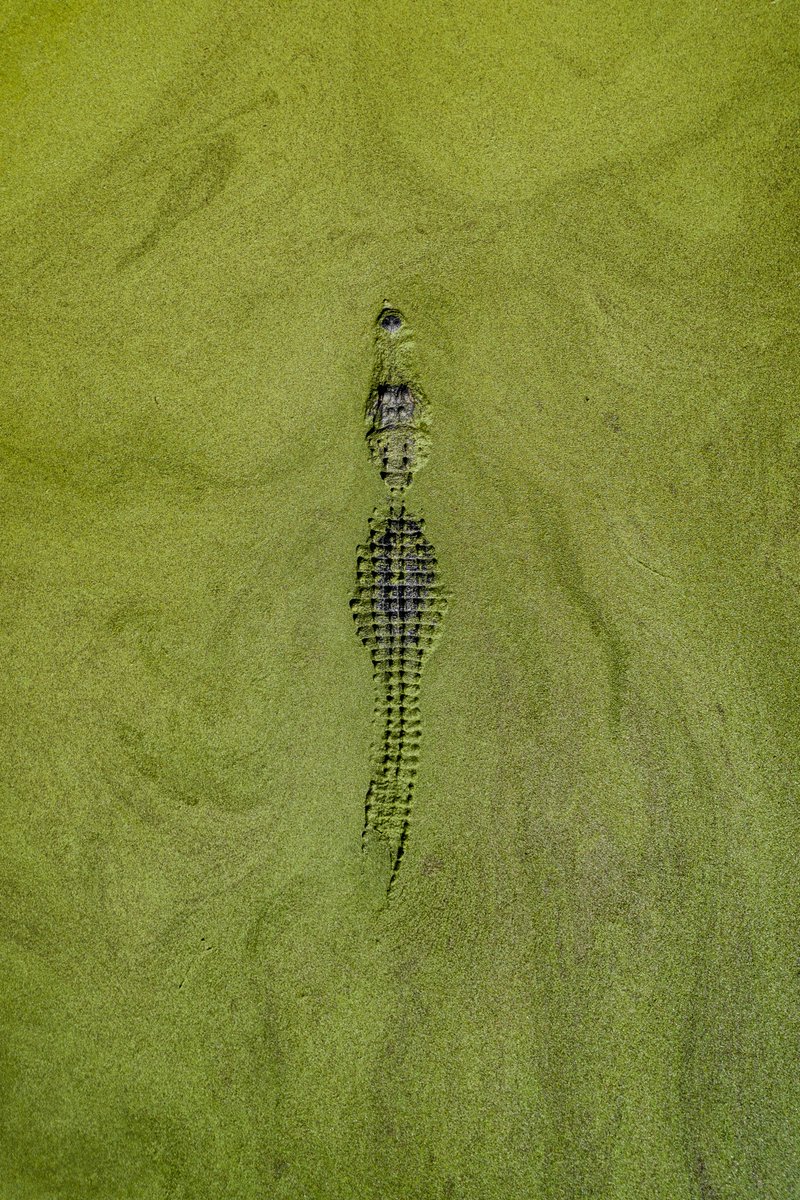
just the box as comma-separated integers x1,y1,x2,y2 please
352,306,447,893
351,507,447,884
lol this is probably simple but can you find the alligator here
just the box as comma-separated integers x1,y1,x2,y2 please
350,306,448,892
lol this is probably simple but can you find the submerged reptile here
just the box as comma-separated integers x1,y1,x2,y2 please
351,306,447,892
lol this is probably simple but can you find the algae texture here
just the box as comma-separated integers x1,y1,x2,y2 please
1,2,799,1199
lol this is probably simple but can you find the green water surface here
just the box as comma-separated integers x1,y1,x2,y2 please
1,2,799,1197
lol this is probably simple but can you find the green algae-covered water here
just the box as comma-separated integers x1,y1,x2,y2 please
2,3,799,1197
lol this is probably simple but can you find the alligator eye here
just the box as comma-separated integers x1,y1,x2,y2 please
379,311,403,333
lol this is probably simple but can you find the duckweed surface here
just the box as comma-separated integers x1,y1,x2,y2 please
1,3,799,1197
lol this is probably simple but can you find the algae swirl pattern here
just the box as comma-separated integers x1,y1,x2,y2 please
350,307,447,891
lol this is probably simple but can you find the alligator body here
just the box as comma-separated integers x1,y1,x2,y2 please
350,307,447,891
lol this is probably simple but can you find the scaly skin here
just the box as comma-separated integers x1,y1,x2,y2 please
351,505,445,887
351,307,447,891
